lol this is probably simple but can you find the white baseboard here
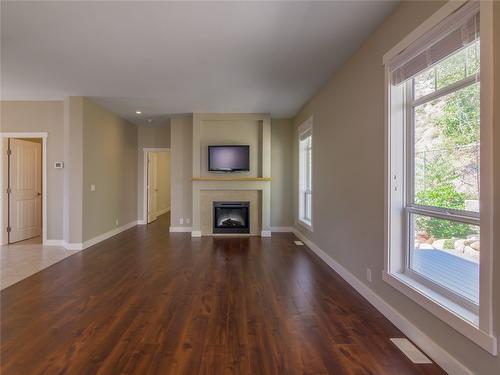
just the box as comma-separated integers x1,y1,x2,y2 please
260,230,272,237
137,219,147,225
169,226,193,233
63,242,83,251
79,220,139,250
291,228,473,375
191,230,202,237
270,226,294,232
44,239,64,246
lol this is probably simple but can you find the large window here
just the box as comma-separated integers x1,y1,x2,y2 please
407,40,481,311
385,1,496,354
298,118,312,230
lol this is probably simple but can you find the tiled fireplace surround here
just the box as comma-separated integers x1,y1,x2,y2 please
201,191,259,235
193,183,270,236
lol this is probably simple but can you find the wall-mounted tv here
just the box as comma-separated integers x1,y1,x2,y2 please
208,145,250,172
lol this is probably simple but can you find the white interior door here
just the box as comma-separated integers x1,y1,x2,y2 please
8,139,42,243
147,152,158,223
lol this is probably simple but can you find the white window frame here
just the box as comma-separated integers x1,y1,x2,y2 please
383,1,496,355
298,117,313,231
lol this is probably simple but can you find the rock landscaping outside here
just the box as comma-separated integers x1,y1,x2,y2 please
415,231,479,263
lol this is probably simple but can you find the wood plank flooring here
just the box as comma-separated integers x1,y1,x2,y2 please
0,214,445,374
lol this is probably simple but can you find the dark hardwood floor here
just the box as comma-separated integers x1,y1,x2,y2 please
1,214,445,375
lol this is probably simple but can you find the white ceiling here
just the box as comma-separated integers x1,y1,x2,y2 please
1,1,398,125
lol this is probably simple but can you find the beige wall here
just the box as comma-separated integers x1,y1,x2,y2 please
82,98,138,241
271,119,293,227
137,123,170,221
292,1,499,374
156,151,171,213
170,116,193,228
0,101,64,241
0,99,168,243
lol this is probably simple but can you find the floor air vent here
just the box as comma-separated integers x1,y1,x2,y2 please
390,338,432,364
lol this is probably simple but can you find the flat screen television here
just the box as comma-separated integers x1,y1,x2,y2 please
208,145,250,172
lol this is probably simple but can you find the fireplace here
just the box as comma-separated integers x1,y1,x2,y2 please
213,201,250,234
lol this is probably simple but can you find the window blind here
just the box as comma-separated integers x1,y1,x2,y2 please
299,128,312,141
298,118,313,141
389,1,479,86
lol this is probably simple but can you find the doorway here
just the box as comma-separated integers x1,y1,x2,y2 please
143,149,171,225
2,137,44,244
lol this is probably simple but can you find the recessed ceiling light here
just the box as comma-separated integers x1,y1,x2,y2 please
135,110,142,114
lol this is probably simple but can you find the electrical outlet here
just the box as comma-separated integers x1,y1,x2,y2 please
115,219,119,226
90,184,96,192
366,268,372,282
186,218,190,224
180,218,184,225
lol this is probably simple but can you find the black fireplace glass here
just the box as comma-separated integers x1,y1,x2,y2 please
213,201,250,234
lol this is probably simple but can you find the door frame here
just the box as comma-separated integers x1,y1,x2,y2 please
0,132,48,245
142,147,170,224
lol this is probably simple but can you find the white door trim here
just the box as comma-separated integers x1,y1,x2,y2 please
9,139,42,242
0,132,48,245
147,152,159,223
141,148,170,224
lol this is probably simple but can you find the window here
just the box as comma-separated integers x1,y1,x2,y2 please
384,1,496,354
298,118,312,230
408,39,481,311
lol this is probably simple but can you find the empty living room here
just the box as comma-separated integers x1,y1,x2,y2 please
1,1,499,374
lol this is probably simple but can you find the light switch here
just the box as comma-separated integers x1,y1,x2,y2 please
90,184,96,192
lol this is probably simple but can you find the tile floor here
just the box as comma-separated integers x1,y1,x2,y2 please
0,238,79,289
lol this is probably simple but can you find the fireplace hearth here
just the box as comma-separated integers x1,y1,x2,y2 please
213,201,250,234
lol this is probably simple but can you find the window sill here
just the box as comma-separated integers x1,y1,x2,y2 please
297,219,313,232
383,270,497,355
